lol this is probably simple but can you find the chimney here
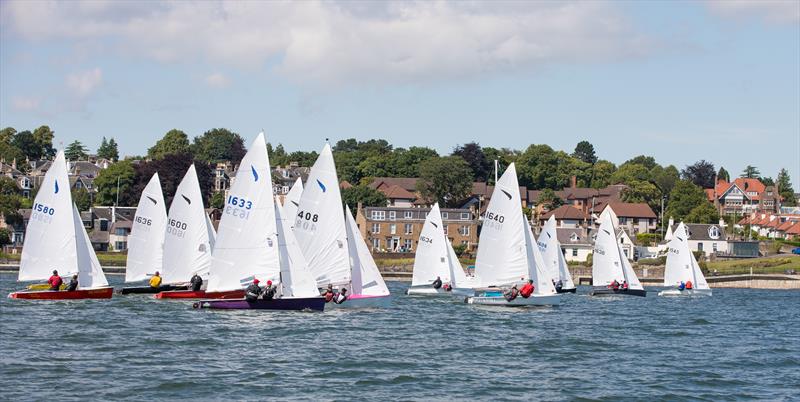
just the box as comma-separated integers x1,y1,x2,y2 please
11,158,16,170
570,175,577,189
668,216,674,229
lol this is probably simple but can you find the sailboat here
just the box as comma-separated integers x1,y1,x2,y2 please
119,173,181,294
9,150,112,299
195,200,325,311
154,165,227,299
466,163,560,306
293,144,391,309
407,203,473,296
538,215,577,293
659,222,712,297
282,177,303,222
589,212,646,297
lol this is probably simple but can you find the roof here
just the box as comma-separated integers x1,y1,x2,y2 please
340,181,353,190
669,223,727,241
554,227,592,245
787,222,800,235
539,205,588,221
111,221,133,230
381,184,417,200
606,202,657,219
369,177,419,192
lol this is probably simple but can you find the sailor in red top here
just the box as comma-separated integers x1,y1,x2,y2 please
519,279,534,298
48,270,63,291
685,280,693,290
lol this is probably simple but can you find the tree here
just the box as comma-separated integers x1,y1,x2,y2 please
621,180,661,211
665,180,710,222
97,136,119,161
741,165,760,179
0,228,10,247
210,191,225,209
537,188,563,210
192,128,247,165
590,160,616,188
717,166,730,182
453,142,490,181
64,140,88,161
651,165,680,198
685,202,719,224
777,168,797,206
341,185,388,215
72,188,92,212
32,125,56,159
93,160,136,206
133,153,214,207
681,160,716,188
610,163,651,184
107,138,119,160
0,127,15,144
416,156,473,207
572,140,598,164
11,130,42,160
760,177,774,187
516,144,580,190
0,177,22,226
267,143,289,166
623,155,657,170
148,129,191,159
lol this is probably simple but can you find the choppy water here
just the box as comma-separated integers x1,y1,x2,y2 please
1,273,798,401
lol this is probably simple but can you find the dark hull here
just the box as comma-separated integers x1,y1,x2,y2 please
118,285,186,295
193,297,325,312
589,288,647,297
8,287,114,300
154,289,244,299
556,287,577,294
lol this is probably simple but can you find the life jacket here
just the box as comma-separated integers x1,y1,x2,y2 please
686,281,693,289
622,282,629,290
245,284,260,302
443,283,452,292
66,279,78,292
324,291,334,302
149,276,162,288
262,286,276,300
334,293,348,304
48,275,62,289
432,279,442,289
190,275,203,291
520,284,534,298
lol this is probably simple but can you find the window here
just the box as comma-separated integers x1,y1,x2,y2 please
100,219,109,231
76,181,83,189
698,243,704,251
115,228,128,236
390,224,396,234
371,224,380,234
443,225,448,235
570,233,579,242
459,225,470,236
461,240,468,245
115,241,127,251
712,242,718,252
572,248,578,257
389,211,396,221
404,224,413,235
404,211,413,219
371,210,386,220
282,186,289,194
404,239,413,251
461,212,470,220
708,226,720,240
372,238,380,250
442,212,449,219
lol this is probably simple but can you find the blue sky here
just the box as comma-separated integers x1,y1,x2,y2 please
1,1,798,190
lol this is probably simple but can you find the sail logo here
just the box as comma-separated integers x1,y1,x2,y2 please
54,180,59,194
501,189,512,200
182,194,192,204
251,166,259,182
317,179,327,193
146,196,158,205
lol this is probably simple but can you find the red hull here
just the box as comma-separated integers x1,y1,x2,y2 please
8,287,114,300
154,289,244,300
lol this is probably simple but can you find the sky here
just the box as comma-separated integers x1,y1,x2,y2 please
1,0,798,190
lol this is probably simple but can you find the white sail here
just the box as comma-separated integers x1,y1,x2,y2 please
293,144,350,286
205,212,216,250
411,203,452,286
619,245,644,290
474,163,528,287
345,207,390,296
282,177,303,223
72,204,108,288
447,238,469,288
125,173,167,282
206,133,280,292
18,150,79,281
161,164,214,284
664,222,710,290
592,212,626,287
525,219,557,295
275,200,320,298
539,215,575,288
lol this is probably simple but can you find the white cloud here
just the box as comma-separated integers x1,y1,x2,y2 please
204,72,231,89
66,68,103,97
707,0,800,24
1,1,652,87
11,96,41,112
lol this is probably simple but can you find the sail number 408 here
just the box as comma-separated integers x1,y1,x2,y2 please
297,211,319,222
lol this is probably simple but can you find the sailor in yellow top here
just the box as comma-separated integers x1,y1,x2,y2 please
149,271,163,288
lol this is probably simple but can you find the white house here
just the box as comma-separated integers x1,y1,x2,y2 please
664,218,729,257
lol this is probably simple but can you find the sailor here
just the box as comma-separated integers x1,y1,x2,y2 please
190,273,203,292
323,284,335,302
686,280,693,290
504,285,519,301
333,288,348,304
555,279,563,292
66,274,78,292
622,280,629,291
245,279,261,302
611,280,620,290
149,271,162,288
432,276,443,289
678,281,686,291
442,282,452,292
519,279,534,298
261,280,277,300
48,270,63,291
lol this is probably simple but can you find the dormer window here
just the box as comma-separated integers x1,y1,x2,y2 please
570,233,579,242
708,226,720,240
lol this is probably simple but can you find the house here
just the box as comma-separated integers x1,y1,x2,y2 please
527,180,626,217
664,218,729,257
538,205,589,229
272,163,310,196
708,178,778,215
380,185,417,207
601,202,658,234
555,227,593,262
368,177,528,211
355,205,478,253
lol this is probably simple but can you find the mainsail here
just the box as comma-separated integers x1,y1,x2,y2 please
125,173,167,282
282,177,303,224
345,207,390,296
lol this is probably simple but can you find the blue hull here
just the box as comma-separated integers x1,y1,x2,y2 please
193,297,325,311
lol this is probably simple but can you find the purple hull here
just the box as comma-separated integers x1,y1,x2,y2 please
193,297,325,311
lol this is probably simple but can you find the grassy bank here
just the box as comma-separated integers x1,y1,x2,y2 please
706,255,800,275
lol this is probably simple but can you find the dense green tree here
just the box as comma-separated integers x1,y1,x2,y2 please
717,166,730,182
621,180,661,211
516,144,580,190
342,185,388,215
760,176,774,187
210,191,225,209
453,142,490,181
0,142,26,169
97,136,119,161
133,153,214,207
681,160,716,188
11,130,42,160
0,127,15,144
537,188,563,209
72,188,92,211
590,160,616,188
665,180,709,222
610,163,651,184
267,143,289,166
416,156,473,207
776,168,797,206
93,160,136,206
651,165,680,197
64,140,88,161
389,147,439,178
32,125,56,158
148,129,191,159
0,228,11,247
572,140,598,164
741,165,760,179
623,155,657,170
286,151,319,170
0,177,22,226
192,128,246,165
685,201,720,224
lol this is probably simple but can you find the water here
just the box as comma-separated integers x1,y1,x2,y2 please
1,273,798,401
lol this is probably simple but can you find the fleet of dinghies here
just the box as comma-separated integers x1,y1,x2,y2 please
8,136,712,307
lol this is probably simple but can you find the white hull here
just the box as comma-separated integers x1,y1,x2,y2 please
658,288,712,297
406,286,474,297
467,293,560,306
324,294,391,310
